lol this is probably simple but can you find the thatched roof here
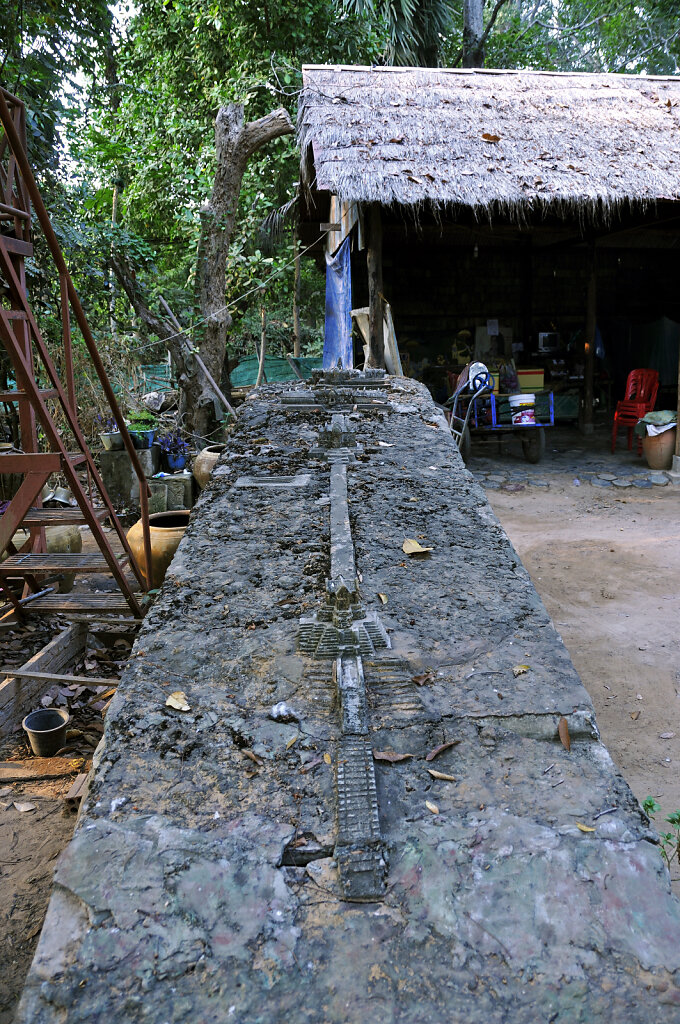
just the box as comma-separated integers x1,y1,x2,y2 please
298,66,680,220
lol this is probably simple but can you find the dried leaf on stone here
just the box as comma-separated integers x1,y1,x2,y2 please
427,769,456,781
631,711,641,720
426,740,460,761
166,691,190,712
373,750,413,763
286,735,299,750
378,593,388,605
403,538,433,556
243,749,263,766
412,670,435,686
558,717,571,751
576,822,595,832
323,752,332,765
512,664,530,677
426,800,440,814
13,801,36,813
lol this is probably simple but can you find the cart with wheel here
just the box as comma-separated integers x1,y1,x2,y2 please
441,364,554,464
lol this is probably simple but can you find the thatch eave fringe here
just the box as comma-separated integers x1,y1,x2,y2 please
298,66,680,227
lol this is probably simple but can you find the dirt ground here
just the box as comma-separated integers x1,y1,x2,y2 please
467,424,680,888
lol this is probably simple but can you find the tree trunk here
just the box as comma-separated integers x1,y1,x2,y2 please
112,104,292,440
191,104,293,439
463,0,485,67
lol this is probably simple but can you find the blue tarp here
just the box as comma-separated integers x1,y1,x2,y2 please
323,237,353,369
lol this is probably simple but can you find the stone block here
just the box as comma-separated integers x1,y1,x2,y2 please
99,446,160,508
165,472,195,511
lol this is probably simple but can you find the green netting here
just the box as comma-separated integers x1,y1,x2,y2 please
230,355,322,388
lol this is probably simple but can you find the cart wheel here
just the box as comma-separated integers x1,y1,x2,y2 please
459,425,472,463
522,427,545,464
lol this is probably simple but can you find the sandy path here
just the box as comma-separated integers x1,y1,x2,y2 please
469,430,680,885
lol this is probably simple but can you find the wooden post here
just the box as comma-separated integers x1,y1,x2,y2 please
582,243,596,435
255,299,267,387
674,344,680,467
293,227,301,358
366,203,384,369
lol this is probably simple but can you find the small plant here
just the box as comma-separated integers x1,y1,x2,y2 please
643,797,680,869
127,409,157,430
96,414,119,433
156,431,191,457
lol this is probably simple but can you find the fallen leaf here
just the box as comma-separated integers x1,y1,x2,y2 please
13,801,36,813
377,441,394,447
427,769,456,781
576,822,595,833
243,749,263,766
323,752,332,765
426,800,440,814
412,670,435,686
373,749,414,763
512,664,530,677
659,732,675,739
166,691,190,712
403,538,433,556
631,711,641,720
378,593,388,605
558,717,571,751
286,735,299,750
426,740,460,761
482,132,501,142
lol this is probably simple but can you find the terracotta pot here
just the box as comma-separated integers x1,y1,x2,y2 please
193,444,226,489
126,510,191,587
642,427,676,471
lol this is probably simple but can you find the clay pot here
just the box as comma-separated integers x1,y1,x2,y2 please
193,444,226,489
126,510,191,588
642,427,676,471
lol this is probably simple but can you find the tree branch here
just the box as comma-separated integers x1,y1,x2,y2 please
241,107,294,161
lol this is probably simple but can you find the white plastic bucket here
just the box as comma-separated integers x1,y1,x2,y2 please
509,393,536,425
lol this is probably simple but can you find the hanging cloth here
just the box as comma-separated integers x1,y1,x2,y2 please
323,237,353,369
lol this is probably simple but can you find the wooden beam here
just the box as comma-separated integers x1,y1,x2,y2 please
0,669,119,686
366,203,384,368
582,243,596,435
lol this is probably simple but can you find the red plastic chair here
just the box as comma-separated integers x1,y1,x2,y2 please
611,369,659,453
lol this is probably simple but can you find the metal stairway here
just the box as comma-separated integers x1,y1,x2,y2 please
0,86,153,621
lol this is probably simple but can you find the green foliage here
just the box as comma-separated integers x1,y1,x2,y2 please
643,797,680,871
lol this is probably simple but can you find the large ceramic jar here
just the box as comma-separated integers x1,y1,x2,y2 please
193,443,226,489
642,427,676,471
126,510,191,587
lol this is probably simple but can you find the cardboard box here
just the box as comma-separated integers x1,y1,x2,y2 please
517,369,544,393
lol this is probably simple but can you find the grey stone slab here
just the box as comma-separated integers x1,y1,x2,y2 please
650,472,670,486
613,478,633,488
234,473,311,488
633,479,654,489
17,377,680,1024
591,478,613,488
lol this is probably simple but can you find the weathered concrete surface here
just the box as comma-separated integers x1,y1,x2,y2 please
17,375,680,1022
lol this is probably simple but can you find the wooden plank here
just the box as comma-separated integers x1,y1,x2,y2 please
64,772,89,814
366,203,384,369
0,756,87,782
0,622,87,736
0,669,120,686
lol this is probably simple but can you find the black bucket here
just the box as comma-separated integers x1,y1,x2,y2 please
22,708,70,757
